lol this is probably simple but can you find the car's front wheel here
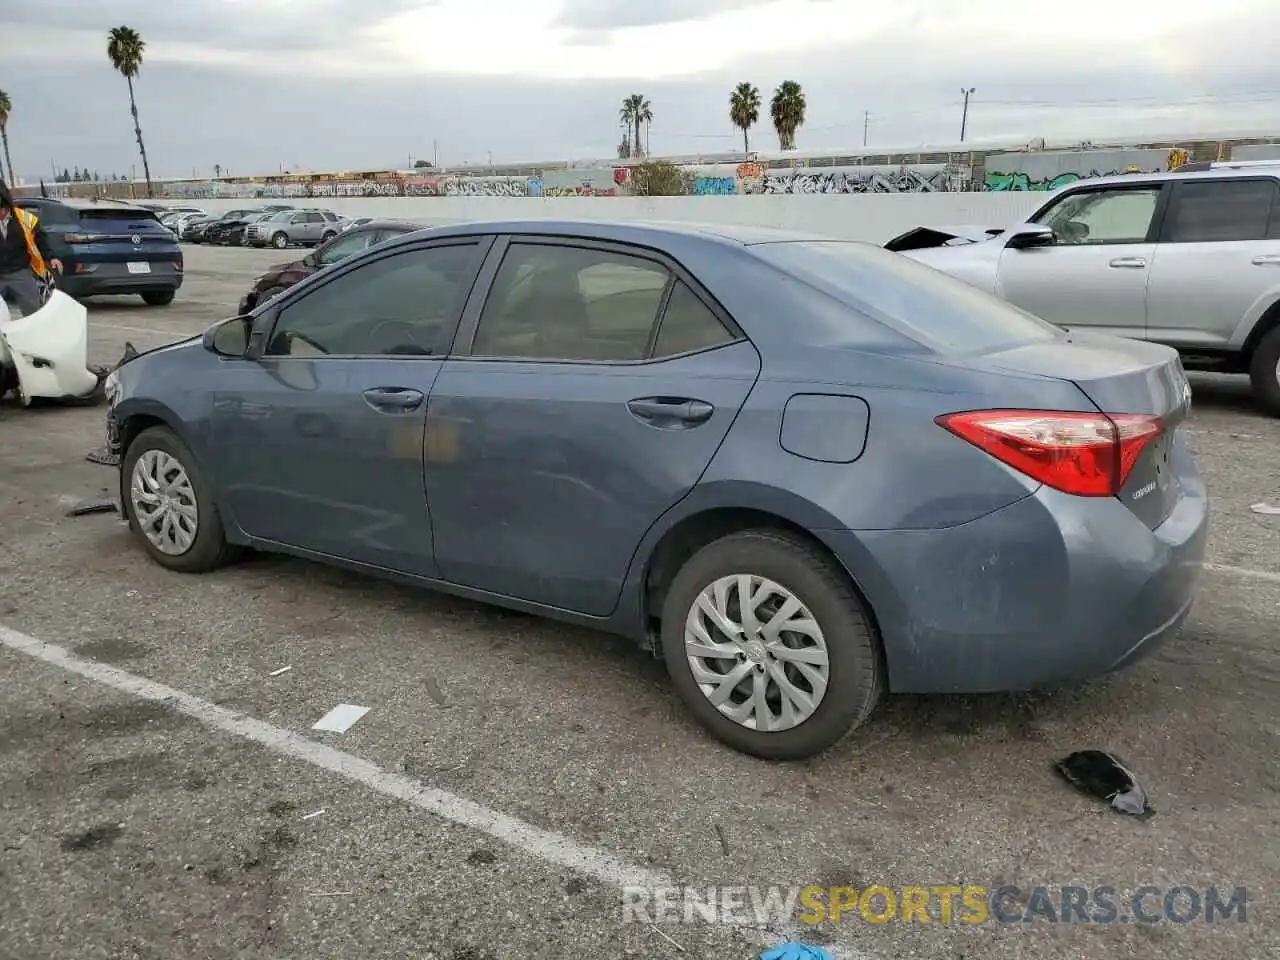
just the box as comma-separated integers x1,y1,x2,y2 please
272,232,290,249
1249,324,1280,416
320,231,337,243
122,425,239,573
660,530,884,760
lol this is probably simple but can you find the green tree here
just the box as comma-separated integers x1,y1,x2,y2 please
60,168,70,183
619,93,652,159
628,160,692,196
770,80,806,151
0,90,13,185
729,82,760,156
107,26,154,198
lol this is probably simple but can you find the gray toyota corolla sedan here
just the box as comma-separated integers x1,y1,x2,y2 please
97,219,1209,760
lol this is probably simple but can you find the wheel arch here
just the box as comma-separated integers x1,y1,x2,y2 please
625,482,894,669
1240,296,1280,360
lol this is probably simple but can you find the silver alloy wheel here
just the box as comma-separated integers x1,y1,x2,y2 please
129,449,199,556
684,574,830,732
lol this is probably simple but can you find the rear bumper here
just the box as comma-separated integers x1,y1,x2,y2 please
59,261,183,297
824,434,1209,693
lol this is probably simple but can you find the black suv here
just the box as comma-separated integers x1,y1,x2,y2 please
15,197,183,306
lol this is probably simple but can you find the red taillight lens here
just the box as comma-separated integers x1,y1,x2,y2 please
64,232,112,244
936,409,1162,497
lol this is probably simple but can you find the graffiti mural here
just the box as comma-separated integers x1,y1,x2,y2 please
983,148,1167,191
741,164,964,194
693,176,736,196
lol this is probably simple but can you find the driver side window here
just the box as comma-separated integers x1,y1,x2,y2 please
266,243,480,358
1035,187,1161,245
318,231,373,265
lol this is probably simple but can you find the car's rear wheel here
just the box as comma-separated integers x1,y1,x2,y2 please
141,290,175,306
1248,325,1280,416
122,425,239,573
272,232,289,249
660,530,884,760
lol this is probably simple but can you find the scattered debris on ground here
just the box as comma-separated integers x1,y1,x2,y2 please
1054,749,1150,817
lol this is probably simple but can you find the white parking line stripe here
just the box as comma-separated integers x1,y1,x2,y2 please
1203,563,1280,584
0,622,866,958
0,624,665,889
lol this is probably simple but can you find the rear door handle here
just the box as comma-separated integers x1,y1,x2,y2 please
627,397,714,427
1251,254,1280,265
361,386,424,412
1109,257,1147,268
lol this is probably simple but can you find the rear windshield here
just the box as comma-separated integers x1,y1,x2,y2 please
77,207,160,222
753,241,1060,354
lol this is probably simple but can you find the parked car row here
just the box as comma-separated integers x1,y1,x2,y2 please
177,206,348,248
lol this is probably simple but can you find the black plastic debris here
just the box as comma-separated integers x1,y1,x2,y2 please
66,500,118,518
1055,750,1150,817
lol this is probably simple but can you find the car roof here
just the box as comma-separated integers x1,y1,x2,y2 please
25,197,156,213
378,218,834,251
1061,164,1280,191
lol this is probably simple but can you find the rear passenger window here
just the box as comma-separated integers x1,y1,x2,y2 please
653,282,734,357
472,243,670,362
1162,180,1279,243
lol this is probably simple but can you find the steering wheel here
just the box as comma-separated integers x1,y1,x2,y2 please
368,319,434,355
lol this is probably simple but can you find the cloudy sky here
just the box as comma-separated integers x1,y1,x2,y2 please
3,0,1279,182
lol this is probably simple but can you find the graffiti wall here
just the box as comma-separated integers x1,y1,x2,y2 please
741,163,967,194
983,148,1170,191
540,168,622,197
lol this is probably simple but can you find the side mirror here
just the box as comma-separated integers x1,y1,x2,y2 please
1006,225,1057,250
302,252,320,268
203,315,251,357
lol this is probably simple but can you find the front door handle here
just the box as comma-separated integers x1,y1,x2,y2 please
1251,254,1280,265
1109,257,1147,269
627,397,715,427
361,386,424,412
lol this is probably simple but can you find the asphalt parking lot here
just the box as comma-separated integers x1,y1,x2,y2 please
1,245,1278,960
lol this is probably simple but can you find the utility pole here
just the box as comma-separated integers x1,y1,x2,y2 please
863,111,869,147
960,87,975,142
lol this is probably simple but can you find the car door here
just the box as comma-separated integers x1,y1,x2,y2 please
1145,177,1280,349
423,236,762,616
995,183,1165,339
208,236,493,575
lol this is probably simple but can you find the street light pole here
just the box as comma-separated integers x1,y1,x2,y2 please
960,87,975,142
863,111,869,147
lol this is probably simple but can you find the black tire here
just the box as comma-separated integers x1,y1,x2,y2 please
1248,325,1280,416
141,289,175,307
320,231,337,243
660,530,884,760
257,285,289,306
121,425,240,573
272,232,289,249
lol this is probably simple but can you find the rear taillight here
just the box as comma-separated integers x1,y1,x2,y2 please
64,233,111,244
936,409,1162,497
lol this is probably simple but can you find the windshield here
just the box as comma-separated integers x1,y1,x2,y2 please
753,240,1061,355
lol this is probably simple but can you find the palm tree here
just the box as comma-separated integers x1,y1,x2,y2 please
619,94,652,160
0,90,13,185
770,80,806,151
729,82,760,157
107,26,153,198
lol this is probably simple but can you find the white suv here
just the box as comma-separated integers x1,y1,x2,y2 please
892,161,1280,414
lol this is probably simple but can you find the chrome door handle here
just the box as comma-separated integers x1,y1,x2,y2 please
1251,254,1280,265
1109,257,1147,268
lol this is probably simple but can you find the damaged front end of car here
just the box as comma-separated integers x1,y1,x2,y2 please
84,340,140,467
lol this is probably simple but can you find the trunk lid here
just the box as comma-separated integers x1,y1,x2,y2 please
72,207,180,260
969,331,1191,529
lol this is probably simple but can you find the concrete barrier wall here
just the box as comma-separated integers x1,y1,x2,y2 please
187,193,1044,244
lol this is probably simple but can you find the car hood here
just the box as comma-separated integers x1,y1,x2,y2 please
883,224,1006,252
